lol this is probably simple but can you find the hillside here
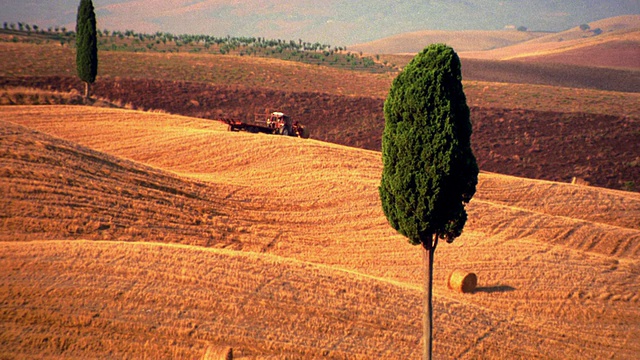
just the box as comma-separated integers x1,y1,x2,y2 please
0,41,395,98
349,30,547,54
518,15,640,45
0,36,639,194
460,28,640,67
514,29,640,69
4,77,638,192
374,55,640,91
1,106,639,358
5,1,638,45
357,15,640,70
460,15,640,69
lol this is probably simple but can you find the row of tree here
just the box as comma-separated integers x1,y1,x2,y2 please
3,22,393,73
102,30,347,54
3,21,348,54
3,22,68,34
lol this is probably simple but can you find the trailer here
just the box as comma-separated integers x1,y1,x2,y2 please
219,112,310,138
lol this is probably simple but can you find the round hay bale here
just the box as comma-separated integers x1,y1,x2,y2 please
203,345,233,360
448,270,477,293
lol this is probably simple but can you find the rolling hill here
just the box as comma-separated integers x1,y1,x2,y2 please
460,16,640,69
1,35,638,193
1,106,639,358
4,75,638,192
357,15,640,70
460,15,640,70
4,1,639,45
349,30,548,54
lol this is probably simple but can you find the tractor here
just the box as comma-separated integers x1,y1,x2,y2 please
264,112,310,138
221,111,310,139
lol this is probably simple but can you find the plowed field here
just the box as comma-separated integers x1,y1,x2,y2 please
1,106,639,359
2,76,638,191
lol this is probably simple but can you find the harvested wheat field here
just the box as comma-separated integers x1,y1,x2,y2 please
1,105,639,359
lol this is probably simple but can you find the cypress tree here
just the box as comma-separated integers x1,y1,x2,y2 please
76,0,98,100
379,43,478,360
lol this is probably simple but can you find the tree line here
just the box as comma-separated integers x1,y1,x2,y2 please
3,21,71,35
3,21,346,54
2,21,394,73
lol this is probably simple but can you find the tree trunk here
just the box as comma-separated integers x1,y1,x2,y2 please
422,241,435,360
84,81,91,101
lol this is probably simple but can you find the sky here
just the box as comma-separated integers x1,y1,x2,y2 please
1,1,639,45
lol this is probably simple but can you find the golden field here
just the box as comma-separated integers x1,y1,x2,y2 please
1,106,639,359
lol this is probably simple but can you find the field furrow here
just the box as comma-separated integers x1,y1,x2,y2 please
1,106,639,359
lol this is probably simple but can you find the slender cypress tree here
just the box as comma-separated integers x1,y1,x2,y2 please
76,0,98,100
379,43,478,360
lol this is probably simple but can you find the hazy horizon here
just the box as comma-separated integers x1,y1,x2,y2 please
1,1,638,45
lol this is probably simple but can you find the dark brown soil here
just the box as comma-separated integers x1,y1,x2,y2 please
461,59,640,93
2,76,638,191
379,56,640,93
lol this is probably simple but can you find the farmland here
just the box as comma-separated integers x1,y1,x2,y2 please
1,17,640,359
1,37,639,191
1,106,640,358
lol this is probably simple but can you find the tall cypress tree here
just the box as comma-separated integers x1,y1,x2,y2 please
76,0,98,100
379,43,478,360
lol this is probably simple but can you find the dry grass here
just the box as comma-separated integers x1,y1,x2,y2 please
0,240,424,359
1,106,639,359
0,86,168,111
203,345,233,360
0,86,82,106
0,42,394,98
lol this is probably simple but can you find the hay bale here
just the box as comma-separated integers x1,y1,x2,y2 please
203,345,233,360
448,270,477,293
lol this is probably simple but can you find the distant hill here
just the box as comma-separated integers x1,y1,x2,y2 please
522,14,640,44
512,30,640,69
349,30,548,54
3,1,640,46
356,15,640,70
358,15,640,69
460,15,640,69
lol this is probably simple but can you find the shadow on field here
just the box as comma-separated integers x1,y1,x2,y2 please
474,285,516,294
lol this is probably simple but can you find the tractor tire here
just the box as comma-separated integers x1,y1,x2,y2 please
280,127,289,136
300,127,310,139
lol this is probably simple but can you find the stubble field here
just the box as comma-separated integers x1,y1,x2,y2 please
2,39,638,192
1,106,639,359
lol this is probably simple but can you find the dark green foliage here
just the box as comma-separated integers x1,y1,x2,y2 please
76,0,98,87
579,23,591,31
379,43,478,247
